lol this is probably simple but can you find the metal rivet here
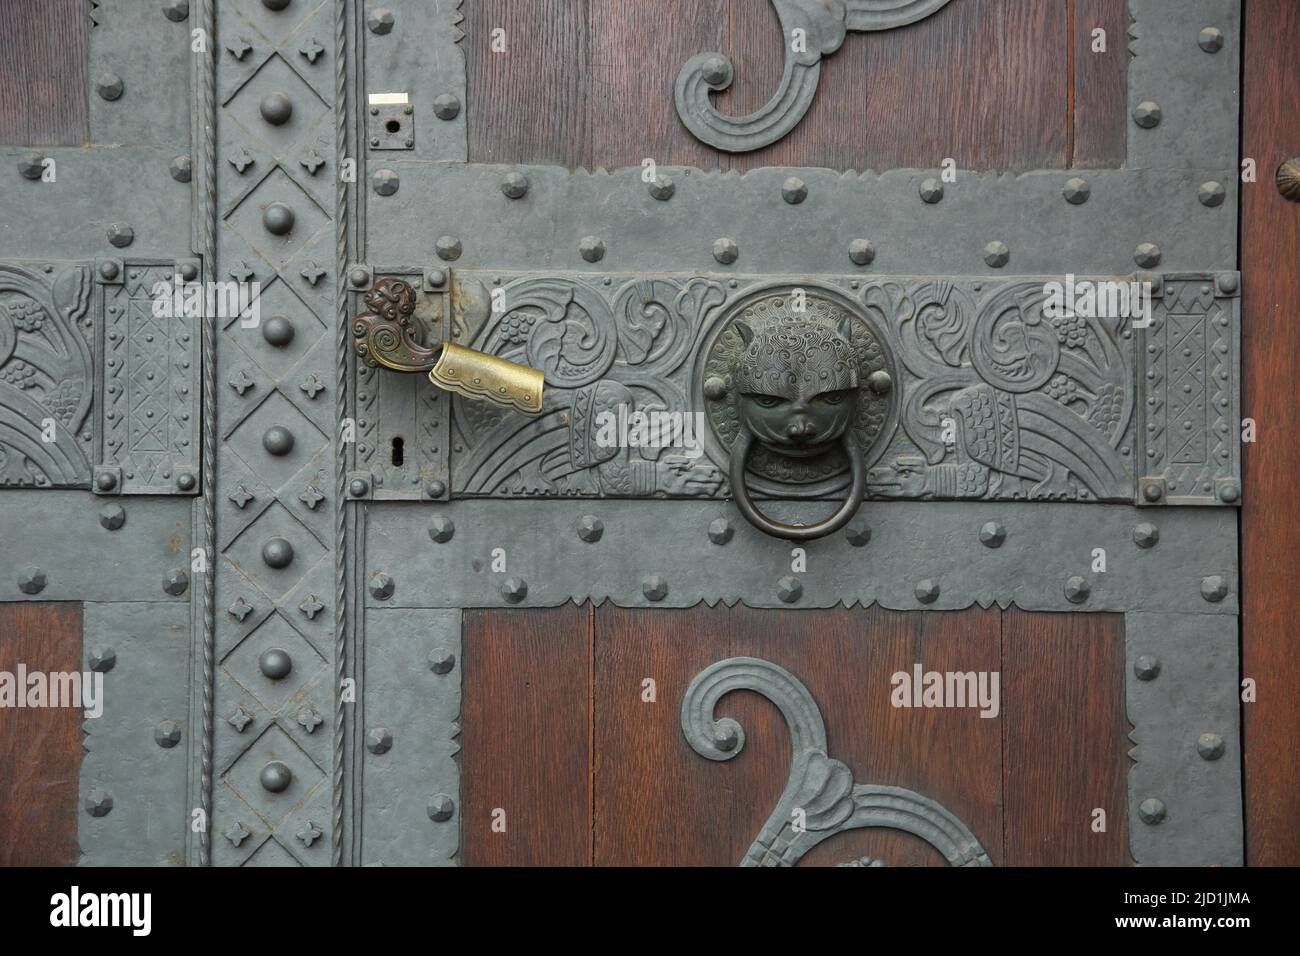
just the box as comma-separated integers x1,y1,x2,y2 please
258,648,293,679
1063,177,1090,204
914,579,940,604
349,477,369,498
501,171,529,199
169,155,192,183
348,266,371,288
580,236,606,263
426,268,447,289
777,576,802,603
649,175,675,200
96,72,124,101
260,761,293,793
107,223,134,248
18,566,47,595
367,7,395,34
369,573,395,600
848,239,875,266
372,168,399,196
1217,273,1239,295
429,648,456,674
435,236,462,261
87,647,116,674
427,793,455,822
919,178,944,203
713,724,740,752
1133,522,1159,548
1277,159,1300,202
1134,654,1161,681
1064,575,1090,603
85,789,114,817
713,238,738,264
979,521,1006,548
428,515,455,543
1142,480,1164,502
1133,101,1161,128
781,177,808,204
366,728,393,755
703,377,728,400
262,0,292,9
701,56,729,86
262,314,295,347
432,93,460,120
708,518,733,545
99,504,126,531
425,479,447,499
1198,180,1225,207
1198,26,1224,53
259,91,293,125
1200,574,1229,603
261,536,294,569
97,261,120,282
162,0,190,21
176,471,196,492
845,523,871,547
262,425,295,456
180,261,199,282
263,202,295,235
577,515,604,543
163,568,189,596
1138,797,1166,825
1197,732,1225,760
642,576,669,602
1217,479,1240,503
154,720,183,748
983,241,1010,268
1134,242,1162,268
17,153,44,180
501,577,528,603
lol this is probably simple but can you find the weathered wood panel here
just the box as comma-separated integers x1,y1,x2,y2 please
0,0,90,146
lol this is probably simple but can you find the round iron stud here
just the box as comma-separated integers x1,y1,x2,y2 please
777,576,803,603
577,515,604,543
848,239,875,266
261,536,294,569
649,175,675,200
107,223,135,248
1133,101,1162,128
155,720,183,748
262,315,295,347
1064,575,1091,604
713,238,739,264
163,568,189,596
1134,655,1161,681
579,236,606,263
369,573,395,601
1133,522,1160,548
1198,27,1224,53
501,172,529,199
1063,177,1090,204
262,425,295,456
979,521,1006,548
367,728,393,755
263,202,295,236
85,789,114,817
432,93,461,120
501,577,528,604
260,761,293,793
1200,575,1229,603
1138,798,1167,825
429,648,456,674
367,7,395,34
99,504,127,531
1197,732,1225,761
781,177,808,204
96,73,124,101
428,794,455,822
642,576,669,602
259,91,293,125
259,648,293,680
914,579,940,604
428,515,455,543
708,518,734,545
17,566,46,595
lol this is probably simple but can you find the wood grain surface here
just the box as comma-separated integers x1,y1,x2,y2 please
0,0,89,147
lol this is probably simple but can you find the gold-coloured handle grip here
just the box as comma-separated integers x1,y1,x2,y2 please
429,343,543,414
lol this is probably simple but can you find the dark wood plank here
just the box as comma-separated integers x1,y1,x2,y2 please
0,602,83,867
0,0,89,146
1000,609,1129,866
460,604,591,866
1070,0,1128,167
1242,0,1300,868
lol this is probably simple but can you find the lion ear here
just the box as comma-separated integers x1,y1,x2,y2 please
733,321,755,346
837,316,854,342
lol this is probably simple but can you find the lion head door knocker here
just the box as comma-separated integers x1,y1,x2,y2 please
702,290,896,541
353,277,545,414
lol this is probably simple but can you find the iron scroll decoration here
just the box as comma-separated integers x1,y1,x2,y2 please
675,0,955,152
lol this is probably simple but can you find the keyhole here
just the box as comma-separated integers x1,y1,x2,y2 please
385,119,402,134
390,436,405,467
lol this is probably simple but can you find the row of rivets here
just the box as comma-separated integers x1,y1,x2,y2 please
18,566,186,596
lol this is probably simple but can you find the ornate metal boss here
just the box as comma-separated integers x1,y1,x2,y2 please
353,277,545,414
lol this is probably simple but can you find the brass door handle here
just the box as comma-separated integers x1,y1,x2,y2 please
353,277,545,414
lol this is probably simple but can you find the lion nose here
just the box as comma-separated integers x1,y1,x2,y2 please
787,420,817,442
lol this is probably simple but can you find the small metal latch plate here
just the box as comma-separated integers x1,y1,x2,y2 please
368,92,414,150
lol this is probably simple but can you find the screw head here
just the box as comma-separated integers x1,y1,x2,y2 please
372,168,400,196
263,202,295,236
777,576,803,603
914,579,940,604
781,177,808,204
1198,26,1224,53
1197,732,1225,760
259,91,293,125
577,515,604,543
176,471,196,492
648,175,675,200
1133,101,1162,128
262,425,295,456
89,647,117,673
983,241,1010,268
85,789,114,817
18,566,47,595
642,575,669,602
425,479,447,499
367,7,395,34
708,518,733,545
96,72,124,101
99,504,126,531
259,648,293,679
501,577,528,603
261,314,295,347
979,521,1006,548
427,793,455,822
845,523,871,547
163,568,189,596
432,93,461,120
919,178,944,203
579,236,606,263
1064,575,1091,603
260,761,293,793
17,153,44,179
369,573,395,600
1198,180,1226,207
428,648,456,674
1063,177,1091,204
428,515,455,543
154,720,183,748
107,222,134,248
501,171,529,199
1200,574,1229,603
1133,522,1160,548
1138,797,1167,825
435,236,462,261
848,239,875,266
712,237,739,264
366,727,393,755
1217,479,1241,503
1134,242,1162,268
1134,654,1161,681
261,536,294,569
